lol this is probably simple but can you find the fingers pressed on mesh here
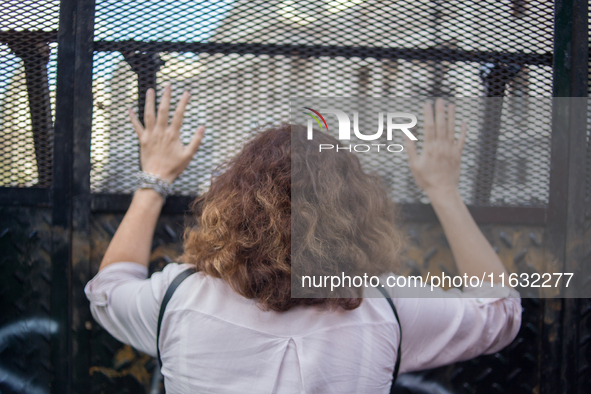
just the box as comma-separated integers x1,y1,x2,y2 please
447,104,456,142
129,109,144,138
457,121,468,153
423,101,435,143
188,126,206,155
171,91,190,132
434,98,446,140
157,84,172,128
144,88,155,130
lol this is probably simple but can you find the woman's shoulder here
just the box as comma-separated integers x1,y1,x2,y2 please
149,262,198,303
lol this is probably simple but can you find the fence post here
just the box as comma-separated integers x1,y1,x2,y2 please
544,0,589,393
51,0,95,393
71,0,96,392
51,1,77,392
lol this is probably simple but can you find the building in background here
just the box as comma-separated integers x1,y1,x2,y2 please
0,0,553,205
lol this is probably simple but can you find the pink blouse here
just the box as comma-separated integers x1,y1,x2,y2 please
85,262,522,394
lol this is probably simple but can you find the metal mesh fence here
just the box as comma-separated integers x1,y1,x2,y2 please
90,0,555,206
291,96,553,206
0,0,560,205
0,0,59,188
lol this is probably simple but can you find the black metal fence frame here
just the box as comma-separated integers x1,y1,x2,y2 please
0,0,588,392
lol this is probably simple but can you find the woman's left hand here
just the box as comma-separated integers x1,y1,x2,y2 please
405,98,467,200
129,84,206,183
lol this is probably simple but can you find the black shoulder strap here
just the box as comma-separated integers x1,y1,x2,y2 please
157,268,195,367
156,270,401,391
377,285,402,393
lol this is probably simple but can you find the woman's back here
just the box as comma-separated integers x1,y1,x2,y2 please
88,93,522,393
86,262,521,394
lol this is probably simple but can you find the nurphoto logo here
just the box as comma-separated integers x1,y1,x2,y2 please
303,107,418,153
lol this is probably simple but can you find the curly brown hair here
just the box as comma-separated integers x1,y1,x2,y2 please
180,123,403,312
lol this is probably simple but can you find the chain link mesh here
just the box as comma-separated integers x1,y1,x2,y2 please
0,1,565,205
90,0,556,205
291,96,553,206
0,0,59,188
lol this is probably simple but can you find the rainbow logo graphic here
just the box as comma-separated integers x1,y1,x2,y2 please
303,107,329,132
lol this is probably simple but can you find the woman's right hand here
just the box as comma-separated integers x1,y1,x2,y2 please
405,99,510,285
128,84,205,183
405,98,467,200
